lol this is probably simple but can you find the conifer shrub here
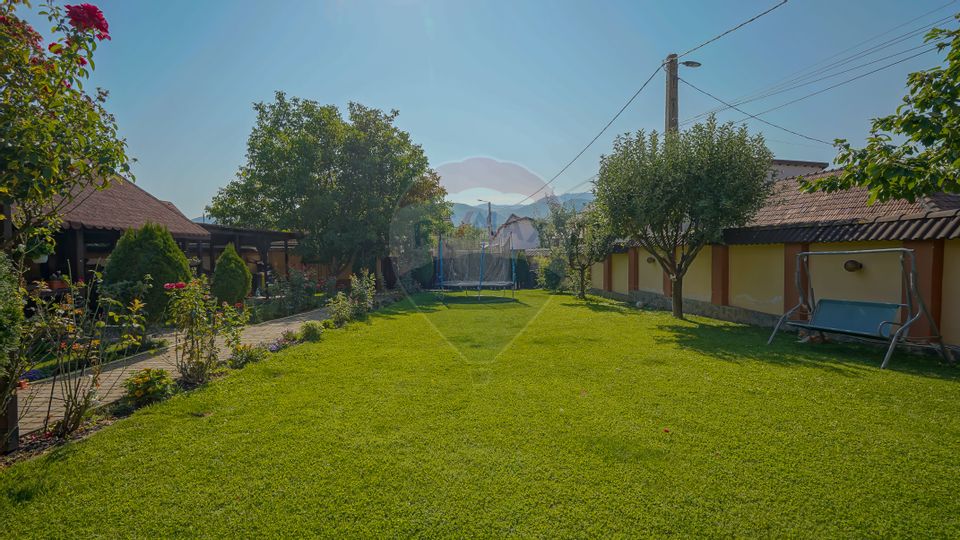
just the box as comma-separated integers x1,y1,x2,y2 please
103,223,191,323
212,243,252,305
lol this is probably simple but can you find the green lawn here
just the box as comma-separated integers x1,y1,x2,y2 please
2,290,959,537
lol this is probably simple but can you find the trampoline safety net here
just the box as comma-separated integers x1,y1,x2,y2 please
438,234,515,290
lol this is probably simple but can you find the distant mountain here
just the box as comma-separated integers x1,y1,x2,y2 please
449,192,593,229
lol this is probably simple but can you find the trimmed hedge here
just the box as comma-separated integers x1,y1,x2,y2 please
0,252,22,369
103,223,191,323
212,243,251,305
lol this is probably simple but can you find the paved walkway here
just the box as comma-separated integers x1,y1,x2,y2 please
17,308,328,434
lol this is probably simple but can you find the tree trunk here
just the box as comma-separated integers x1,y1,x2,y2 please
577,268,587,299
374,257,386,292
671,276,684,319
0,376,17,455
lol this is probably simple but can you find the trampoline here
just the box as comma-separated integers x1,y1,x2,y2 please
437,232,517,298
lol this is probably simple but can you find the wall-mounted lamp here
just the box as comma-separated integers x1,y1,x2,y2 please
843,259,863,272
646,256,656,264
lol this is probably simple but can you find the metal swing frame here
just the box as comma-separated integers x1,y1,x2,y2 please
767,247,955,369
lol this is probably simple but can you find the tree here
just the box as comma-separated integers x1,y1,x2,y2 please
802,17,960,202
206,93,447,286
212,243,252,305
103,223,191,323
0,2,131,255
563,208,614,300
594,117,772,318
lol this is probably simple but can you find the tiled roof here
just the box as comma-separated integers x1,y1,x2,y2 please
60,180,210,240
725,170,960,244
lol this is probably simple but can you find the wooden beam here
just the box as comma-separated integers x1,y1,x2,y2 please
283,239,290,277
72,228,85,280
627,248,639,291
783,243,810,318
711,244,729,306
903,239,944,340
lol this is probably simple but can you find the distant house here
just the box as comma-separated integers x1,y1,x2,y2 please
769,158,829,180
492,214,539,249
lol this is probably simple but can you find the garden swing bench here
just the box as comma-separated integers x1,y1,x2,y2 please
767,247,955,369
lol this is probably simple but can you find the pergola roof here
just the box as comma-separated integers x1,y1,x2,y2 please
59,180,210,240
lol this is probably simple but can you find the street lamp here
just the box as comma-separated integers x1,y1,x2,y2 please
665,54,702,132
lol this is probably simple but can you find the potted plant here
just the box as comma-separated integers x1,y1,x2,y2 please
25,237,55,264
48,271,67,290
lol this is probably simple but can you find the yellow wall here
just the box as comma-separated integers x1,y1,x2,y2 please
611,253,629,295
729,244,784,315
683,246,712,302
809,241,902,304
941,240,960,345
636,250,663,294
591,262,604,290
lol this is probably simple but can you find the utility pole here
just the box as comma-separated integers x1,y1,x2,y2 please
664,53,679,133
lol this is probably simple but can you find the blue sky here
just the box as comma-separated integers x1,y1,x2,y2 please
23,0,957,217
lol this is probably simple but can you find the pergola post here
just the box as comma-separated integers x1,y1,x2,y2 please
208,241,216,273
283,239,290,277
72,228,85,280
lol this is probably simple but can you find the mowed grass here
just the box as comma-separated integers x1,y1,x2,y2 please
2,290,960,537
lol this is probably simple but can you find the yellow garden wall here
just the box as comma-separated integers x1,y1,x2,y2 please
941,240,960,345
809,241,902,304
611,253,629,295
591,262,604,290
729,244,784,315
636,250,663,294
683,246,712,302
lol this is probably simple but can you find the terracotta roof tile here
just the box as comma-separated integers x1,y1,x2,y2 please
749,170,960,228
59,181,210,240
725,170,960,244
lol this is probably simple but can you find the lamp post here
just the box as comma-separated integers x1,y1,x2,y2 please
664,54,702,132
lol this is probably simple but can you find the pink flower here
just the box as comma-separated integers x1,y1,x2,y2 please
77,56,87,66
65,4,110,39
163,283,175,290
174,282,186,289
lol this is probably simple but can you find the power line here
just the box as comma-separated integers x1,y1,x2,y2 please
743,46,938,119
512,0,792,207
511,65,661,207
681,8,956,125
678,77,833,145
681,40,937,126
678,0,789,58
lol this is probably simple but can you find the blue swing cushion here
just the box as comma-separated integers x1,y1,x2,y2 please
788,299,902,339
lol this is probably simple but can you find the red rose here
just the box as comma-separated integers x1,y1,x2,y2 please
65,4,109,39
163,283,175,290
175,282,187,289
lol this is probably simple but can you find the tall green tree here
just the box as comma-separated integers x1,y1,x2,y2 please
594,117,772,318
802,17,960,202
207,93,446,285
0,2,131,254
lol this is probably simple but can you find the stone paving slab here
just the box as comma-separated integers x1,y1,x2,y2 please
16,308,328,434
